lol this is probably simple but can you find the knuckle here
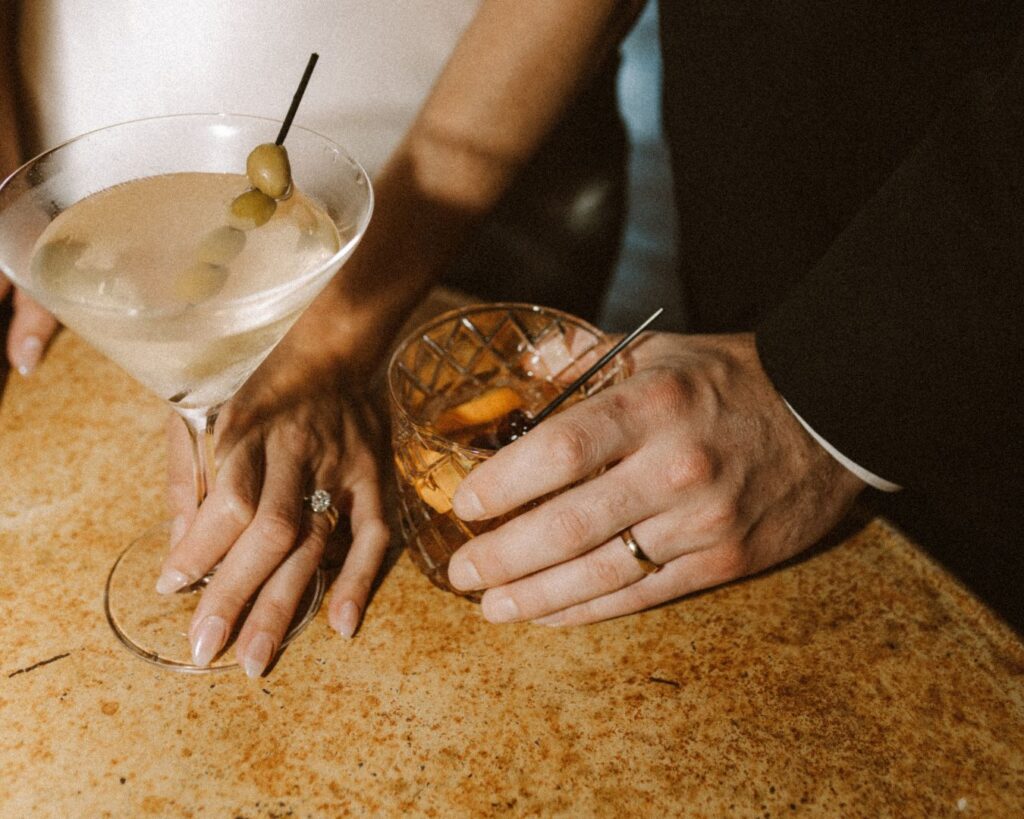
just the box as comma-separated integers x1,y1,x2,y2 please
693,497,740,535
256,595,296,630
206,587,253,620
643,369,692,418
549,419,599,475
222,487,258,528
595,389,632,425
664,447,716,493
588,552,634,591
250,510,300,556
551,504,593,552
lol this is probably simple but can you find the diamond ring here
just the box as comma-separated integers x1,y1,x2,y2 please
305,489,340,533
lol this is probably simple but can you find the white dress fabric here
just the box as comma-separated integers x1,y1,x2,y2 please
16,0,629,324
17,0,481,175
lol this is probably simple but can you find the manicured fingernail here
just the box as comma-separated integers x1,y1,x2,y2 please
330,600,360,639
452,487,484,520
483,595,519,623
447,557,482,590
532,612,565,627
155,568,191,595
15,335,43,376
243,632,276,679
191,615,228,667
169,515,187,547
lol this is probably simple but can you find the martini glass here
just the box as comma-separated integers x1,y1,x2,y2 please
0,114,373,671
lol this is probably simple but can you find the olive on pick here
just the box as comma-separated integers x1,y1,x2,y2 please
228,188,277,231
246,143,292,199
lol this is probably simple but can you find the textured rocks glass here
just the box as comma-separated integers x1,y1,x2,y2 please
387,303,630,600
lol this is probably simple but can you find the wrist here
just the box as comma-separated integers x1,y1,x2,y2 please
783,400,901,492
283,266,433,381
732,331,868,502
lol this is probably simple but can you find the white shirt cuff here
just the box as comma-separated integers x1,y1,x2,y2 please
784,401,903,492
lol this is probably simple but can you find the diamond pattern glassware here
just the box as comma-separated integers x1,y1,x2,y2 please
387,303,629,599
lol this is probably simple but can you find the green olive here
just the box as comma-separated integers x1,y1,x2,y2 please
228,189,277,230
173,261,229,303
246,143,292,199
196,226,246,265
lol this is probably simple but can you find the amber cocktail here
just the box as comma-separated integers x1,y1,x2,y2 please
388,303,629,599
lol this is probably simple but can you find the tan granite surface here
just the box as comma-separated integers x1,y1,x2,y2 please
1,298,1023,817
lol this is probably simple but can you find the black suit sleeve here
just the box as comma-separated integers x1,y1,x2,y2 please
755,32,1024,507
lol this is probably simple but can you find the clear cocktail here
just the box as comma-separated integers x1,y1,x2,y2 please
30,171,341,409
0,114,373,670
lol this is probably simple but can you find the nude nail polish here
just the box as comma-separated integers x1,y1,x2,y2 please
191,615,228,667
452,487,484,520
15,335,43,376
330,600,360,638
243,632,276,679
155,568,190,595
447,557,482,590
483,595,520,623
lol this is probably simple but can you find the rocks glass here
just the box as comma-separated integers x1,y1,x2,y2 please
387,303,629,599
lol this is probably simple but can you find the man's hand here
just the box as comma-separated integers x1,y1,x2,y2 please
447,332,865,625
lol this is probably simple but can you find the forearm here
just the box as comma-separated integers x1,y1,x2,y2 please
289,0,644,375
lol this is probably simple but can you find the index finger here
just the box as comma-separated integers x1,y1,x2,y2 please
451,384,642,521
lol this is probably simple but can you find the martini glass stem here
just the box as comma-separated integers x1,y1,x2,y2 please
177,407,221,508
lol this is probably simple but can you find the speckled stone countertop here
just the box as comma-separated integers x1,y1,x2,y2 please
1,295,1023,817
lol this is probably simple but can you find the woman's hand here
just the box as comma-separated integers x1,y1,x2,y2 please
1,280,59,376
446,332,865,625
159,339,390,677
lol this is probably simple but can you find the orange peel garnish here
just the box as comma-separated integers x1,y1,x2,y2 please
434,386,524,433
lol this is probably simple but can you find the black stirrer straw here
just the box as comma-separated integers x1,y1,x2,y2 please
531,307,664,426
275,53,319,145
492,308,664,446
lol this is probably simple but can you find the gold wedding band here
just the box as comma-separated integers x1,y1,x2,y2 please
620,528,661,574
305,489,340,534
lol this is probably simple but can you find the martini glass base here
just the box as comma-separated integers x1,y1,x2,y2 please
104,522,325,672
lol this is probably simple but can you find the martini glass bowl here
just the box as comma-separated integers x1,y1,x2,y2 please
0,114,373,671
